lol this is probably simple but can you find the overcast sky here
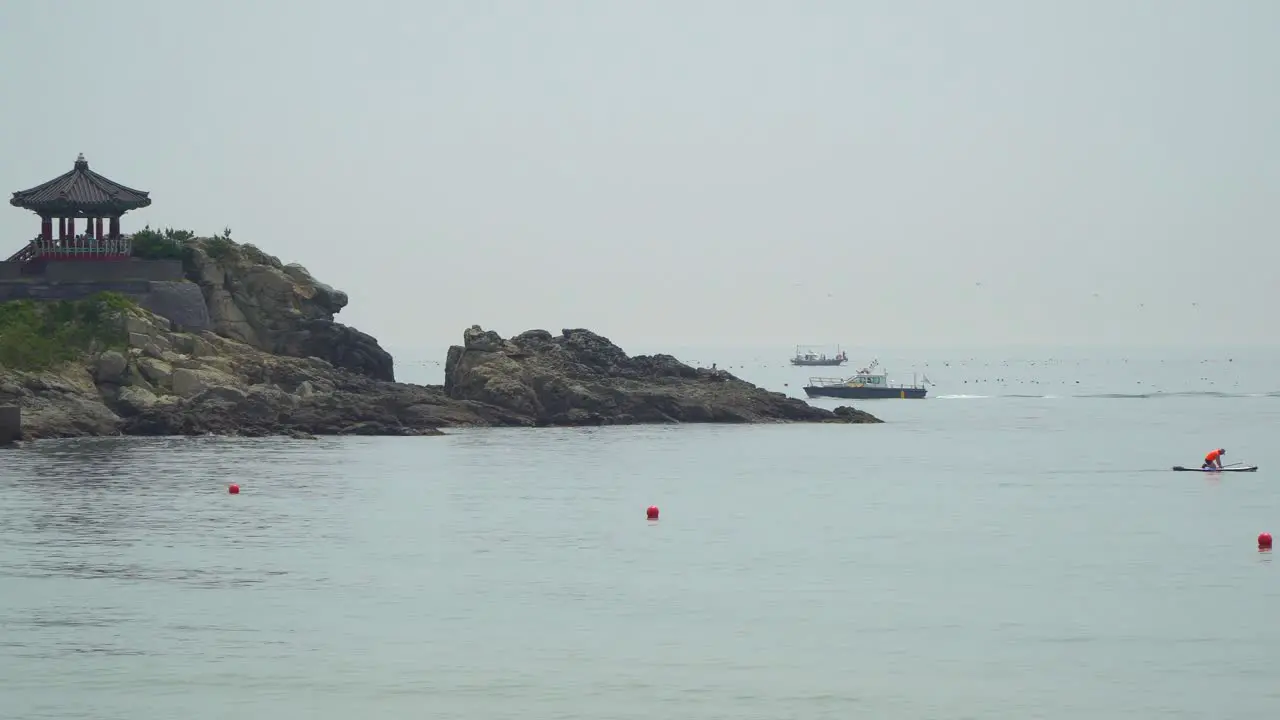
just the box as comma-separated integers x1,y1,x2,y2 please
1,1,1275,351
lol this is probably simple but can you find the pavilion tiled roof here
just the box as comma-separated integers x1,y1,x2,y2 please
10,154,151,215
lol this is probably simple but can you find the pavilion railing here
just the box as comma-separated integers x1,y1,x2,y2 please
6,244,36,263
5,236,133,263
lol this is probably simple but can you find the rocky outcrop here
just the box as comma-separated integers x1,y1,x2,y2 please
0,369,124,438
1,307,525,440
182,238,395,381
0,240,885,439
1,313,882,440
444,325,881,425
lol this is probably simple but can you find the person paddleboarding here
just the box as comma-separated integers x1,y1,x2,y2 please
1202,448,1226,470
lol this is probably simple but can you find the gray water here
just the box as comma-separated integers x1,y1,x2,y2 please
3,349,1280,718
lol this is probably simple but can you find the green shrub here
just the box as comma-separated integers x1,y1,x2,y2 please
0,293,135,371
204,236,235,260
131,226,194,261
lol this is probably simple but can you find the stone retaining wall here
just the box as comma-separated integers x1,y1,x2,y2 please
0,259,183,283
0,279,211,331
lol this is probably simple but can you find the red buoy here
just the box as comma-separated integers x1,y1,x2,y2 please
228,483,240,495
646,505,659,520
1259,532,1272,550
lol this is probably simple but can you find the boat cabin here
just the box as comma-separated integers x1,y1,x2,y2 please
841,359,888,387
842,369,887,387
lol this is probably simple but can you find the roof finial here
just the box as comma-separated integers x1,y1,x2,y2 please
75,153,87,169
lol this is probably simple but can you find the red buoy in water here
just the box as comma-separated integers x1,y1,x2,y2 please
1259,532,1272,550
646,505,659,520
228,483,240,495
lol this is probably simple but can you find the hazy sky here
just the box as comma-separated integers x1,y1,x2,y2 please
1,1,1276,351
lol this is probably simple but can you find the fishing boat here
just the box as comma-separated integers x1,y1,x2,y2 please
790,346,848,367
803,360,928,399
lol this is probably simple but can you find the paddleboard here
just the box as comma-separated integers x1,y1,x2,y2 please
1171,465,1258,472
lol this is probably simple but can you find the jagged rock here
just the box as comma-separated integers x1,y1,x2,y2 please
114,386,160,416
171,333,213,357
118,366,521,437
832,405,881,423
93,351,128,384
8,365,122,438
444,326,883,425
124,315,156,337
197,385,248,404
136,357,174,388
0,382,25,404
22,392,123,438
463,324,508,352
278,320,394,383
170,368,206,398
182,238,395,381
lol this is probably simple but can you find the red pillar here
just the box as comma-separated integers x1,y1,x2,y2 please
109,216,120,238
95,218,103,240
41,217,52,241
59,218,66,239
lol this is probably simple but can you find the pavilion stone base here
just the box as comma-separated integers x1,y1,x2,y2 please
0,258,183,282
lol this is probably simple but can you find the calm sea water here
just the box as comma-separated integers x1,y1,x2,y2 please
3,347,1280,719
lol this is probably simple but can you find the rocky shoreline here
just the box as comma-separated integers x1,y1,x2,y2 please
0,238,881,440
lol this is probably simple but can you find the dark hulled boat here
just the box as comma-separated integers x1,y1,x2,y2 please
803,360,928,399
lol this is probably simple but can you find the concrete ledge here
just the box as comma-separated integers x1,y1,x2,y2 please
0,405,20,444
0,280,156,301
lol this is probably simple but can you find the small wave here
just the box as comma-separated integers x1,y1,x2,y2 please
932,391,1280,400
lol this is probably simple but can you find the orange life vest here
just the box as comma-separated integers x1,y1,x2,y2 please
1205,449,1222,463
